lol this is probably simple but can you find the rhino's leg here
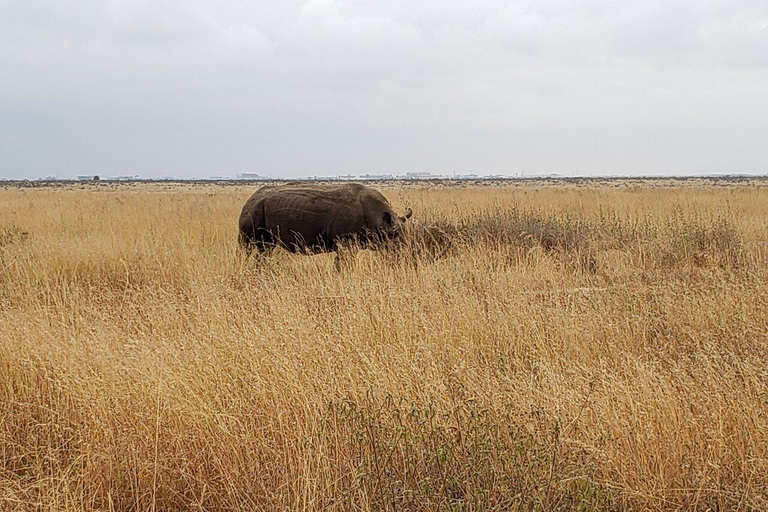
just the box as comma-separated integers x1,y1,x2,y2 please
239,233,267,259
238,210,258,256
240,226,276,267
239,198,273,256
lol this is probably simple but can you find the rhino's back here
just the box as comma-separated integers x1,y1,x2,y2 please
242,183,390,251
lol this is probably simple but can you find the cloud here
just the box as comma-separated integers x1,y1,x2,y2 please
0,0,767,178
222,24,273,53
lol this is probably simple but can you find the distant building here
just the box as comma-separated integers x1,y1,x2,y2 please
398,171,446,180
236,173,271,180
337,174,356,180
455,174,479,180
404,172,431,179
359,174,394,180
77,175,96,181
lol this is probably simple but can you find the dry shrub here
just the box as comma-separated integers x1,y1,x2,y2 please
460,207,590,253
406,217,461,261
408,208,596,271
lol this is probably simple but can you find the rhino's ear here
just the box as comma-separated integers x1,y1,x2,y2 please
404,207,412,220
382,211,393,225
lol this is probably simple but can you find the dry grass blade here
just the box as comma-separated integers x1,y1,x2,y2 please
1,181,767,511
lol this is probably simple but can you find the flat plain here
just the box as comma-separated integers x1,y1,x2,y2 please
1,179,767,511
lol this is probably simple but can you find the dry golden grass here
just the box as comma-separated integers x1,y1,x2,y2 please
1,181,767,511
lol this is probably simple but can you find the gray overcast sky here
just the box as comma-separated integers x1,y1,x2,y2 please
1,0,767,179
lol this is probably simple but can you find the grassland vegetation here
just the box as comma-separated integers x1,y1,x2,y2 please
1,182,767,511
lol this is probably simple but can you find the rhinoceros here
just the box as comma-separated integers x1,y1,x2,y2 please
238,183,412,266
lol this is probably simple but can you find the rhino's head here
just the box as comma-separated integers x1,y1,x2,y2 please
380,207,413,242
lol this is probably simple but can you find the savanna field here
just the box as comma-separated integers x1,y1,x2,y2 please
1,180,767,511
